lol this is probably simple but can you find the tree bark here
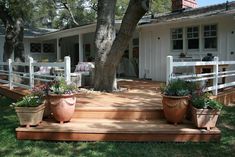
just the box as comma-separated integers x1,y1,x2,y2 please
0,4,25,63
94,0,149,92
94,0,117,92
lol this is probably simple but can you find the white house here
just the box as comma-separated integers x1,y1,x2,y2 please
0,0,235,81
139,0,235,81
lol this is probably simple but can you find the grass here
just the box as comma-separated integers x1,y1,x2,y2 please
0,96,235,157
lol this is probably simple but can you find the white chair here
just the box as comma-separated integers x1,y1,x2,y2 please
71,62,95,87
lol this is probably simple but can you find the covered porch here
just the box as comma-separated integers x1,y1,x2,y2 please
25,23,140,78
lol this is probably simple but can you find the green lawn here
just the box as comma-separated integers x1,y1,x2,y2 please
0,96,235,157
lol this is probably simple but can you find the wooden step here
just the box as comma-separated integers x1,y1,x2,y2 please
74,104,164,120
74,92,164,120
16,118,221,142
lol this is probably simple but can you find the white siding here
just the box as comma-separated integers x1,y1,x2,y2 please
139,15,235,82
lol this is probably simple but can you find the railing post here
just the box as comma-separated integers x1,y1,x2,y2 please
166,56,173,85
8,59,13,90
29,57,34,89
213,56,219,95
64,56,71,84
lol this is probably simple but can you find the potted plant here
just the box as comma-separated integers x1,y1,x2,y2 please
12,93,45,128
45,78,77,124
161,79,193,125
191,92,223,130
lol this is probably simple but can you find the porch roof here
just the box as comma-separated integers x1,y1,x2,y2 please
0,26,58,38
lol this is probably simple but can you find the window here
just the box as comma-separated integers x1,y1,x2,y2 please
203,25,217,49
132,38,139,47
187,26,199,49
171,28,183,50
43,43,55,53
30,43,41,53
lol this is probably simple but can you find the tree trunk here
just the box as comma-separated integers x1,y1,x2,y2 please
0,5,25,63
94,0,117,92
13,18,25,62
94,0,149,92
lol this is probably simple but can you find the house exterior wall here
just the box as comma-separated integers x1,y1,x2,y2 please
139,15,235,82
26,38,57,62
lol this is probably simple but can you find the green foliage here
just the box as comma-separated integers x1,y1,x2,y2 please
12,95,43,107
161,79,191,96
191,93,223,110
0,0,34,21
150,0,171,14
115,0,171,19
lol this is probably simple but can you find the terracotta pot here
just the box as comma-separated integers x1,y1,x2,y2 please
162,95,189,125
192,106,220,130
15,104,45,127
47,94,76,124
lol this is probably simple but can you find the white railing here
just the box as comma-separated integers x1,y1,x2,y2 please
0,56,71,90
166,56,235,95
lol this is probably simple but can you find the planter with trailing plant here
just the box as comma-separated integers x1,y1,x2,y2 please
45,78,77,124
161,79,193,125
13,94,45,128
191,93,223,130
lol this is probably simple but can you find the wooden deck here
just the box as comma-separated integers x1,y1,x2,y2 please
1,79,233,142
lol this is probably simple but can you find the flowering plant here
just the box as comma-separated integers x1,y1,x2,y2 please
45,77,77,95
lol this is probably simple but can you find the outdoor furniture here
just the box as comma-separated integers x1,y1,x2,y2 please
71,62,95,87
195,64,229,85
34,66,52,75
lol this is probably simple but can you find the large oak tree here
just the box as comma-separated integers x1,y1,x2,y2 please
94,0,149,92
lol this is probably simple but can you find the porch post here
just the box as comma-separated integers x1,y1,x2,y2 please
29,57,34,89
166,56,173,85
56,38,61,61
64,56,71,84
213,56,219,95
8,59,13,90
79,33,84,62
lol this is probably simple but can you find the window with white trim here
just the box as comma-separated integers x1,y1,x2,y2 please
187,26,199,50
203,24,217,49
171,28,183,50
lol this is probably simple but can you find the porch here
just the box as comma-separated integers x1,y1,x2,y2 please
1,79,234,142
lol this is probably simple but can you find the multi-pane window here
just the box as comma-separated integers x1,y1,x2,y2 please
171,28,183,50
204,25,217,49
187,26,199,49
43,43,55,53
30,43,41,53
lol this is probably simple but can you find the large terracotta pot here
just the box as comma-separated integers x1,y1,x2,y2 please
15,104,45,128
47,94,76,124
162,95,189,125
192,106,220,130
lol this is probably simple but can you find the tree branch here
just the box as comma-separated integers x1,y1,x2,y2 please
61,0,79,26
141,0,150,11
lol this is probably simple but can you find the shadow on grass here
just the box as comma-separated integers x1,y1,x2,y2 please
0,95,234,157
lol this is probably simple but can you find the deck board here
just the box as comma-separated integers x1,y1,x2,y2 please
16,118,221,142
